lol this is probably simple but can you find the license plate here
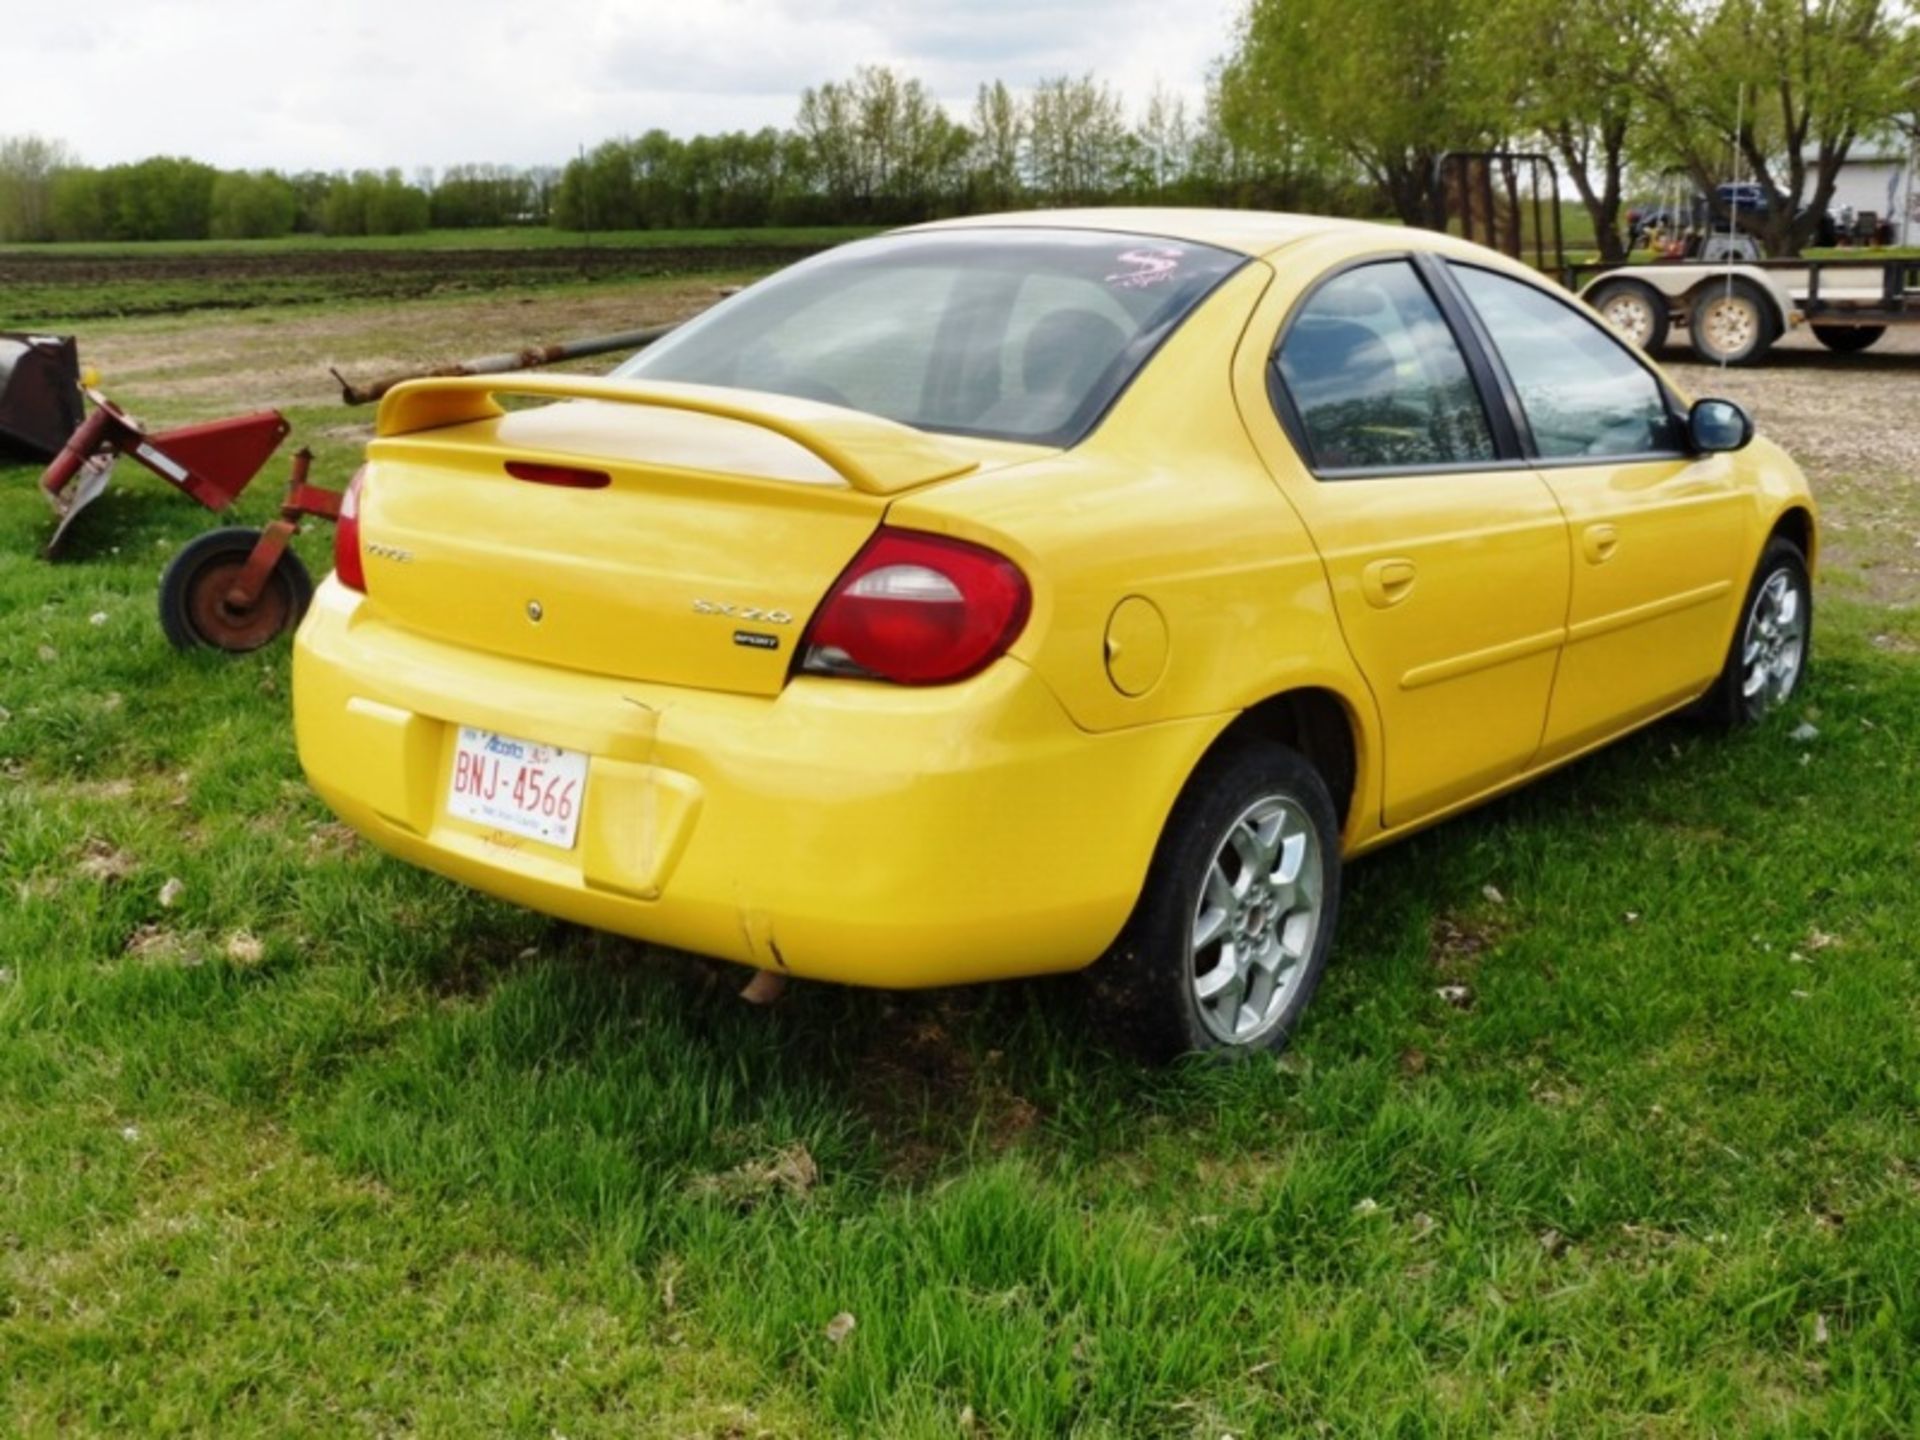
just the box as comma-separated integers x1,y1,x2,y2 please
446,726,588,849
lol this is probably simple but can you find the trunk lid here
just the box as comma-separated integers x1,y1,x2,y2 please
355,376,1043,696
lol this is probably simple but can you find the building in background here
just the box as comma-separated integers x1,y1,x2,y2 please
1829,139,1918,246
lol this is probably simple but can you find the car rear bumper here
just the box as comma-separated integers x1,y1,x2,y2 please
292,579,1221,987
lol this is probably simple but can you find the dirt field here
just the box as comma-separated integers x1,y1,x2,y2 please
0,240,832,322
76,278,741,422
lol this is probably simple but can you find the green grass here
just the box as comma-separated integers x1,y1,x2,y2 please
3,282,1920,1436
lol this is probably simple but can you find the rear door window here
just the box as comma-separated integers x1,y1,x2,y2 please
1273,260,1496,473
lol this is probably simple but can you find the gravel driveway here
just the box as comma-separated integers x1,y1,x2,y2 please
1664,325,1920,607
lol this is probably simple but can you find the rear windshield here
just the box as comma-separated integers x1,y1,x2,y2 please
613,228,1246,447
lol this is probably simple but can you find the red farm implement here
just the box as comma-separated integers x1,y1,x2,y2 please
23,316,690,657
39,392,342,652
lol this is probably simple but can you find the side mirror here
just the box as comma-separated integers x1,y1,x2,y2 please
1688,397,1754,454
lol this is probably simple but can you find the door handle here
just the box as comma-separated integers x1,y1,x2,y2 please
1361,558,1417,608
1582,523,1620,563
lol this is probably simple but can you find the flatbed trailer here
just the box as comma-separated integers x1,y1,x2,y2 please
1432,151,1920,365
1575,253,1920,365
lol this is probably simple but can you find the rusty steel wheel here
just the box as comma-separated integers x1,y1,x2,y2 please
158,527,314,653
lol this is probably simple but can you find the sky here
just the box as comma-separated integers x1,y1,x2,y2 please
2,0,1241,174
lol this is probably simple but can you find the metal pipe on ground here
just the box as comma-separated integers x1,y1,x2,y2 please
331,321,685,406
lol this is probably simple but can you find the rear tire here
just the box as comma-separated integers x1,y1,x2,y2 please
1089,743,1342,1061
1588,279,1671,354
158,527,314,653
1688,280,1777,365
1812,324,1884,353
1695,536,1811,729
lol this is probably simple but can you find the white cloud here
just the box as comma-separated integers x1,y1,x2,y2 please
0,0,1237,172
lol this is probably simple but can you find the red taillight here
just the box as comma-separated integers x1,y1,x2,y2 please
334,465,367,593
800,529,1031,685
505,460,611,489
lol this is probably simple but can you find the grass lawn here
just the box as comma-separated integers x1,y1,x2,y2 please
2,286,1918,1437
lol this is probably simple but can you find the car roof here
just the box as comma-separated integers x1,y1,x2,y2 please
902,207,1409,260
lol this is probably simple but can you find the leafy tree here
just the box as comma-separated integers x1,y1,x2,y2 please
1027,74,1129,203
431,164,537,228
284,171,335,233
209,170,298,239
1219,0,1511,223
1198,73,1381,214
1649,0,1920,255
1134,85,1196,198
0,134,75,242
41,156,218,240
796,66,971,221
1485,0,1668,261
969,81,1027,210
113,157,220,239
321,170,429,236
48,167,108,241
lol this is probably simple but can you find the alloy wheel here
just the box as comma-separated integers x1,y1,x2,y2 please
1189,795,1325,1046
1741,566,1807,712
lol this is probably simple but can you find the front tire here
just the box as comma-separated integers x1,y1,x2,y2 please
1696,536,1811,729
1091,743,1342,1061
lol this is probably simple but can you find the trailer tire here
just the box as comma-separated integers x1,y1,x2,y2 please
1688,280,1777,365
159,527,314,654
1588,278,1671,354
1812,325,1884,353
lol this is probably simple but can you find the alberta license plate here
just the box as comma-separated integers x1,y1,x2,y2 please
446,726,588,849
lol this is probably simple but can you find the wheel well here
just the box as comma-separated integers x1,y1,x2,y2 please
1771,505,1816,569
1593,276,1675,312
1212,688,1358,825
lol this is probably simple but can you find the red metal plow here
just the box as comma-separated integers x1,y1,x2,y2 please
39,391,343,652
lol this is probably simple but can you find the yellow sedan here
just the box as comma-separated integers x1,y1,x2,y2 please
293,210,1816,1058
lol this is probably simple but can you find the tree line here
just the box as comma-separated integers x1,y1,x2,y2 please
0,139,558,242
2,0,1914,255
1220,0,1917,258
545,71,1368,232
0,67,1362,245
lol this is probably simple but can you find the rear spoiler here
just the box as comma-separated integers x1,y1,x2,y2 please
375,374,980,496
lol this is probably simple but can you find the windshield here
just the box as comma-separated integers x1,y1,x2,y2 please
614,228,1246,447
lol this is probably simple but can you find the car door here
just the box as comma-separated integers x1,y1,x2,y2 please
1444,263,1746,760
1240,256,1571,831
